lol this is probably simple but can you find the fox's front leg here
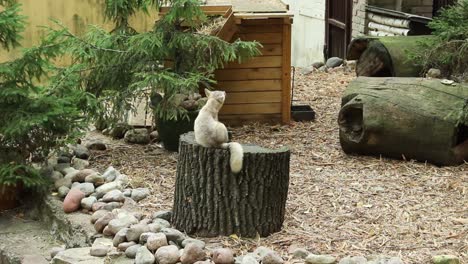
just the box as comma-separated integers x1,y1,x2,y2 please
214,122,229,145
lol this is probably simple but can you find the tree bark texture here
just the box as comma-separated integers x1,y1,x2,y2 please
347,36,434,77
172,132,290,238
339,77,468,166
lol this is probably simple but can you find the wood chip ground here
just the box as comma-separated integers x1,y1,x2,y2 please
85,68,467,264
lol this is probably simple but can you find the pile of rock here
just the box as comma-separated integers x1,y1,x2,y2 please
51,163,150,214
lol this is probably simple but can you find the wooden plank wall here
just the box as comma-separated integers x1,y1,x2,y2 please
215,18,292,126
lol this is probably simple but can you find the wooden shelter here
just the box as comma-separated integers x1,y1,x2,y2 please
161,0,294,126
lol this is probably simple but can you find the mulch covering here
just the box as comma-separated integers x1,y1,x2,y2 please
86,68,467,263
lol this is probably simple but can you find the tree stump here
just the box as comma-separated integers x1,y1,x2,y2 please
172,132,290,237
347,36,434,77
339,77,468,166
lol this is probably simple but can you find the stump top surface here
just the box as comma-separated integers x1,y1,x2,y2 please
181,132,289,153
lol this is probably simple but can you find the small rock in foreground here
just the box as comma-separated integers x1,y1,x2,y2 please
135,246,155,264
63,188,85,213
212,248,234,264
156,245,180,264
433,255,460,264
305,254,336,264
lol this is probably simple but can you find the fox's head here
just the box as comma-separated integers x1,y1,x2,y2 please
205,89,226,104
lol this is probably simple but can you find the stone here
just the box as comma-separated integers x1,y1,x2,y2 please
94,212,115,233
86,140,107,150
85,173,105,186
181,99,198,111
338,256,367,264
432,255,460,264
73,145,90,160
140,218,153,225
326,57,343,68
300,66,315,75
153,210,172,221
53,163,69,174
50,246,66,259
161,228,186,244
72,182,95,196
50,171,64,182
52,247,101,264
102,202,123,211
90,244,110,257
95,181,123,198
91,210,109,224
107,212,139,235
150,130,160,141
135,246,155,264
113,227,129,246
253,247,273,259
427,68,442,79
123,189,132,197
387,257,404,264
125,244,143,259
115,174,129,185
130,188,150,202
305,254,336,264
109,123,130,139
148,223,163,233
102,189,126,203
72,158,90,170
55,177,72,190
139,232,156,244
118,241,137,251
62,167,78,176
262,252,283,264
180,243,206,264
63,188,85,213
92,202,107,211
155,245,181,264
102,166,120,182
181,238,205,249
124,129,151,144
241,255,259,264
312,61,325,69
291,248,310,259
103,225,115,236
58,186,70,198
121,197,138,211
153,218,171,229
81,196,97,210
57,155,71,164
212,248,234,264
146,232,168,251
126,224,150,242
70,169,91,182
318,65,328,72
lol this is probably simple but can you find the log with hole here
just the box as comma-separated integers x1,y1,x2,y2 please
339,77,468,166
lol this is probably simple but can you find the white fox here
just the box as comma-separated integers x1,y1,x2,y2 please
194,89,243,173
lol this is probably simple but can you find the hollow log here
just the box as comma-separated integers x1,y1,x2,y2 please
339,77,468,166
172,132,290,237
347,36,434,77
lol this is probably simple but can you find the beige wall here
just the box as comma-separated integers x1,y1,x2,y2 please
1,0,158,62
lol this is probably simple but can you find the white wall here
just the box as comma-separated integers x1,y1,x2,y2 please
283,0,326,67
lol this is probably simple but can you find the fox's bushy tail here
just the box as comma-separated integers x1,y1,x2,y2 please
222,142,243,173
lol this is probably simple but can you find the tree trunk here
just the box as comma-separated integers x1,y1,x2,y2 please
172,132,290,237
347,36,434,77
339,77,468,166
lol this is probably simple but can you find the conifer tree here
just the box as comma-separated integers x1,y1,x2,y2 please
0,0,93,189
61,0,260,123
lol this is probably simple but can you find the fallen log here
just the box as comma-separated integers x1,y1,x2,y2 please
339,77,468,166
172,132,290,237
347,36,434,77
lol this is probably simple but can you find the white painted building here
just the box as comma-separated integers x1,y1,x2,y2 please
282,0,326,67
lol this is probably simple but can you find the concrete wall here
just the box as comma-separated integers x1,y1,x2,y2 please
282,0,326,67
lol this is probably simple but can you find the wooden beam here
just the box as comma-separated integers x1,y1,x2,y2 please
159,4,232,16
224,56,282,69
217,12,238,42
216,80,282,92
234,12,294,19
281,18,292,124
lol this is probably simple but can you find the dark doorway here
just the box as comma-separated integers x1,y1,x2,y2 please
325,0,353,59
433,0,457,16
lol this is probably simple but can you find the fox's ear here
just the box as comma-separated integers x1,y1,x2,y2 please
204,89,211,97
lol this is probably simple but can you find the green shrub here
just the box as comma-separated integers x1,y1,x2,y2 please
413,0,468,80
